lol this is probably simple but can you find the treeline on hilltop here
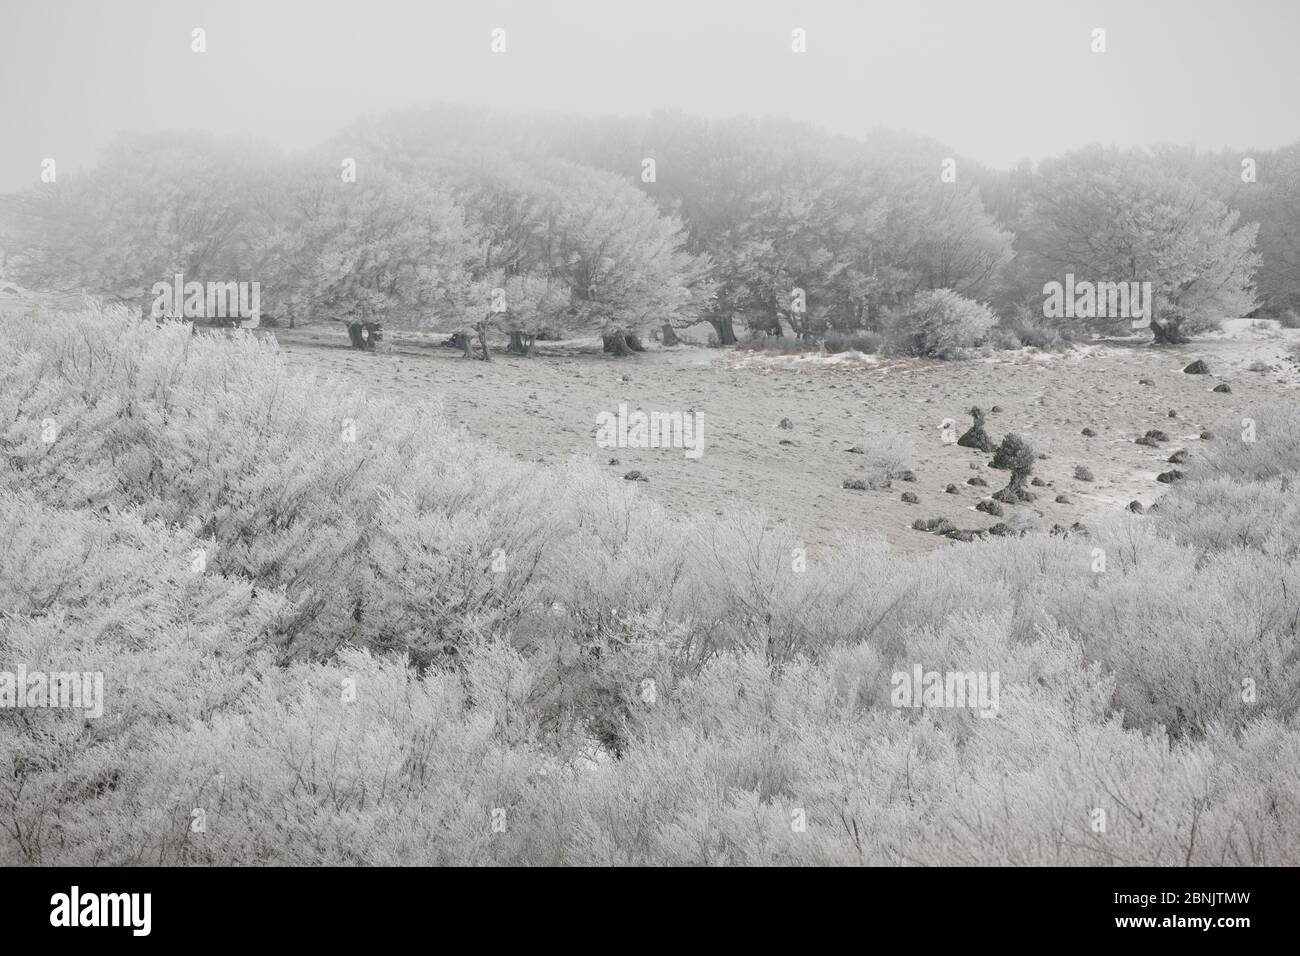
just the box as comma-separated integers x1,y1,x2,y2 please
2,103,1296,353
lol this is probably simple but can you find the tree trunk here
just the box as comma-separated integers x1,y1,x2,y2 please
603,332,633,356
1151,319,1190,345
346,322,366,349
474,318,490,361
449,331,473,357
661,323,680,346
507,330,533,355
624,333,645,352
707,314,737,346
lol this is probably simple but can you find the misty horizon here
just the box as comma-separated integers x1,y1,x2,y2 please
2,0,1298,192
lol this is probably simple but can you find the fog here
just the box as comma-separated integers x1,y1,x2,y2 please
2,0,1297,192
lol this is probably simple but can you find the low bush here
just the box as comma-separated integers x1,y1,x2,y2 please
823,329,884,354
855,425,915,487
884,289,998,359
996,303,1068,350
736,335,821,355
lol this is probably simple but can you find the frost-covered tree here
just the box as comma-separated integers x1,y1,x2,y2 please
0,132,276,313
258,160,480,329
1019,146,1260,343
497,273,571,354
528,160,712,353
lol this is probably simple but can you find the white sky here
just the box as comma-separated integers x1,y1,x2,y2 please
2,0,1297,191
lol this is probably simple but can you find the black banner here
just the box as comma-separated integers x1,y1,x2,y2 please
0,866,1282,942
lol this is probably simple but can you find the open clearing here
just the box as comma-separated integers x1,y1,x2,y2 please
274,320,1300,554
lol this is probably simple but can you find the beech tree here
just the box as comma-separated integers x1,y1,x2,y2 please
0,132,273,314
258,159,480,332
1019,147,1260,343
528,160,712,353
329,115,715,352
498,273,571,354
1221,145,1300,315
560,117,1012,343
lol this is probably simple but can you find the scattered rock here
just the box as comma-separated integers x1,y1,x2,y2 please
957,406,996,452
843,478,868,491
945,483,960,495
1139,377,1155,386
778,417,794,430
1213,382,1232,393
1135,430,1169,447
901,491,919,504
1128,500,1146,514
898,469,917,482
608,458,621,466
987,523,1014,537
623,471,647,482
991,405,1004,413
913,516,957,534
1074,465,1094,482
1167,409,1177,418
779,438,794,445
1183,359,1211,375
1156,469,1184,484
1055,494,1071,504
1168,449,1189,464
1081,427,1097,437
967,476,988,487
1200,430,1214,440
845,445,864,454
1030,476,1047,487
976,499,1004,517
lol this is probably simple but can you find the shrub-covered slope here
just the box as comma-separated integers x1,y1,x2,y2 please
1,309,1298,864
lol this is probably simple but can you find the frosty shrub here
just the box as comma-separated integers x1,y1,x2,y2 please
886,289,999,359
2,307,1299,865
823,329,884,354
856,425,915,487
1192,407,1300,482
1155,476,1300,557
